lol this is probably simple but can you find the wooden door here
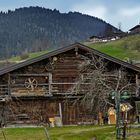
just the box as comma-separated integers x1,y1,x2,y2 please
62,102,77,124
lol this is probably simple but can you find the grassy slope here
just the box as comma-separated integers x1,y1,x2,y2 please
0,50,49,68
1,125,140,140
9,50,49,62
2,34,140,64
87,34,140,61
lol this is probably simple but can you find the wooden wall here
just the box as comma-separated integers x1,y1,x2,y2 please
0,47,139,125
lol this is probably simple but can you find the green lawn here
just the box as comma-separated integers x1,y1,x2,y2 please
0,50,50,67
88,34,140,61
9,50,49,62
0,125,140,140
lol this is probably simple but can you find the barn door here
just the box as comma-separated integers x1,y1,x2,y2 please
62,102,77,124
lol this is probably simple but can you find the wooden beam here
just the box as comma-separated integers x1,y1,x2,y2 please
10,83,49,87
136,74,139,86
8,73,11,95
52,82,93,85
59,102,63,125
75,47,78,56
11,73,49,77
49,73,52,94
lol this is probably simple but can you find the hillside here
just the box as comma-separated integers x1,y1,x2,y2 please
1,34,140,68
87,34,140,62
0,50,49,68
7,34,140,61
0,6,119,59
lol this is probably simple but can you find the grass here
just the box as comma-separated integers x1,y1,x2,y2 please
87,34,140,61
1,34,140,65
0,50,49,67
2,34,140,64
0,127,44,140
0,125,140,140
9,50,49,62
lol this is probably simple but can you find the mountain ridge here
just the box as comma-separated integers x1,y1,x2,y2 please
0,6,119,59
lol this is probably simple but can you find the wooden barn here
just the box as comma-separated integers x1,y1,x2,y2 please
0,43,140,126
129,23,140,34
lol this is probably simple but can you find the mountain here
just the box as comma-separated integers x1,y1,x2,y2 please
0,6,119,59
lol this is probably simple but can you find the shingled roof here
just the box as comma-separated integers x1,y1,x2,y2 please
0,42,140,75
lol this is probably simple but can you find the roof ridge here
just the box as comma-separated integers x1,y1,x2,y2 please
0,42,140,75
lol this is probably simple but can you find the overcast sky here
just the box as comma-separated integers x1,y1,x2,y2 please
0,0,140,31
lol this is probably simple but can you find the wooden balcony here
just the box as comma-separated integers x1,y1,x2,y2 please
0,82,138,98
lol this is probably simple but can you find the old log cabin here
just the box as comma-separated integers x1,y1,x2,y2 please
0,43,140,126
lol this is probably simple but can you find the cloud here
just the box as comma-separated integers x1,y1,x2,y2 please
120,6,140,17
71,4,107,19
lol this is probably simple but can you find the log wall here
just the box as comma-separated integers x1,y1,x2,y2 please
0,48,139,125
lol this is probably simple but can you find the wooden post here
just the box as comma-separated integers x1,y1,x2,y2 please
44,127,51,140
7,73,11,95
136,74,139,96
75,47,78,56
59,103,62,119
59,102,63,125
0,127,7,140
49,73,52,94
136,74,139,86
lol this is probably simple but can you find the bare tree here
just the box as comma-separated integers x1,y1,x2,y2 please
118,22,122,31
69,53,133,117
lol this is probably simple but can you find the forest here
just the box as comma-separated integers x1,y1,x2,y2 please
0,6,119,59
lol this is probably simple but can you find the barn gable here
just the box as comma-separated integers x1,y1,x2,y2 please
0,42,140,75
0,43,139,97
0,43,140,125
